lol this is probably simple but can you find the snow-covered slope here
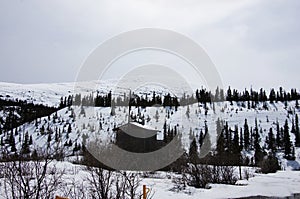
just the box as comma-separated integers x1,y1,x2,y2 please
0,80,116,107
1,80,300,198
1,81,300,165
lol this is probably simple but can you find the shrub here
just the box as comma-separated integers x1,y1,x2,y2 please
259,155,280,174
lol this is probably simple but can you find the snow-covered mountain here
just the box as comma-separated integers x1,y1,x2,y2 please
0,80,299,169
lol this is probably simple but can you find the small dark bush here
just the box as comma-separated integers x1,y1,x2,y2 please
259,155,280,174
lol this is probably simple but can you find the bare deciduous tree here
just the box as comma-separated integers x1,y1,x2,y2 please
86,167,114,199
2,155,64,199
85,167,142,199
121,172,141,199
60,178,88,199
184,164,238,189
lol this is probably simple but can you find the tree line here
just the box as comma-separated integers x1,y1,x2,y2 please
0,98,59,133
62,86,300,110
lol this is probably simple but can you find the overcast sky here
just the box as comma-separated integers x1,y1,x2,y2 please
0,0,299,90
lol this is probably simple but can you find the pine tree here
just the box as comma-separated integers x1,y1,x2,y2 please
216,118,225,155
200,131,211,158
22,131,30,154
216,129,225,156
110,102,116,116
227,86,232,104
68,123,72,133
295,114,300,147
267,128,275,152
224,122,229,149
60,97,64,108
232,125,240,154
47,133,51,144
276,121,281,149
186,106,190,119
24,131,29,145
239,127,244,150
291,118,296,135
283,119,292,159
254,126,263,165
215,87,220,102
69,139,73,147
11,135,16,152
55,130,59,142
163,121,168,143
29,135,33,145
189,138,199,164
244,119,250,150
199,130,204,147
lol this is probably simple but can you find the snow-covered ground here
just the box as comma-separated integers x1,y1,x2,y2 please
1,160,299,199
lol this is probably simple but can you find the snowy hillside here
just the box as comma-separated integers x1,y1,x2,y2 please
1,80,300,198
1,82,299,165
0,80,116,107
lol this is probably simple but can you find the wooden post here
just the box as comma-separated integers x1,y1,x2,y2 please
143,185,150,199
143,185,147,199
55,196,68,199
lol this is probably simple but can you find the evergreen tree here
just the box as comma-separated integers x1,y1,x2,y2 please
220,89,225,101
216,129,225,156
291,118,296,135
199,130,204,147
55,130,59,142
189,138,199,164
224,122,229,150
295,114,300,147
215,87,220,101
276,121,281,149
200,131,211,158
239,127,244,150
22,131,30,154
254,126,263,165
283,119,292,159
244,119,250,150
29,135,33,145
216,118,225,155
186,106,190,119
47,133,51,144
227,86,232,104
11,134,16,152
267,128,276,152
68,139,73,146
232,125,240,154
68,123,72,133
110,101,116,116
60,97,65,108
163,121,168,143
